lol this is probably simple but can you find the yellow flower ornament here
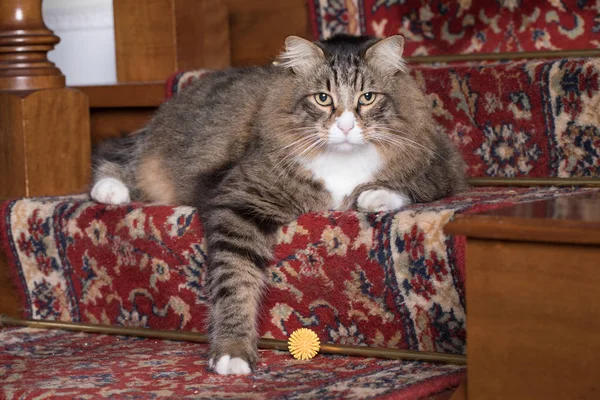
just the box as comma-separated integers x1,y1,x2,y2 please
288,328,320,360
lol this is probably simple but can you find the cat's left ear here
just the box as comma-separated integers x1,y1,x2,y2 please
365,35,408,74
278,36,325,75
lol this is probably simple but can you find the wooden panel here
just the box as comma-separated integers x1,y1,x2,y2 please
24,89,91,196
113,0,230,82
449,381,466,400
77,82,165,108
466,240,600,400
0,252,21,318
445,192,600,244
76,83,162,146
0,89,91,197
174,0,230,71
224,0,312,67
90,108,157,146
113,0,177,81
0,93,26,197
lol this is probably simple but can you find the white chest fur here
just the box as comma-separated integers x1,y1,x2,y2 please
300,145,383,209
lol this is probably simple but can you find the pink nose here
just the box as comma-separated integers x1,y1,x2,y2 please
337,120,355,135
336,111,356,135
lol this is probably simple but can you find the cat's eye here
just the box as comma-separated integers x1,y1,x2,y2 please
359,92,376,106
314,93,333,107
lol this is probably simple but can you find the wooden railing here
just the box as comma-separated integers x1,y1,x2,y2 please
0,0,91,198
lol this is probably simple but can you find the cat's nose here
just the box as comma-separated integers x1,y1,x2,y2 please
337,111,355,135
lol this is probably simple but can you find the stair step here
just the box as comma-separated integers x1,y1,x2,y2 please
2,187,597,356
0,327,465,398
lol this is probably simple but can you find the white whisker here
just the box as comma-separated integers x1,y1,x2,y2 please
368,126,447,161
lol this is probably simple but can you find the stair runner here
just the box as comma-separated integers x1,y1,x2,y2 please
2,3,600,398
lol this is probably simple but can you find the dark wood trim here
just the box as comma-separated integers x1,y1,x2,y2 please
446,215,600,245
90,108,157,145
0,251,22,318
449,381,466,400
445,192,600,244
76,82,166,108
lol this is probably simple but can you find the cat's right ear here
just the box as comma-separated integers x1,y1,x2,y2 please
278,36,325,75
365,35,408,75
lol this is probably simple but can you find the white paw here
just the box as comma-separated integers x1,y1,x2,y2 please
357,189,411,212
209,355,251,375
91,178,130,205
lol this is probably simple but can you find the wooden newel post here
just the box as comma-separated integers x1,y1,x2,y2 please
0,0,64,90
0,0,91,198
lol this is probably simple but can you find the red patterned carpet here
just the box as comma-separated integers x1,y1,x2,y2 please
1,327,465,399
3,187,598,397
2,4,600,396
309,0,600,56
3,187,597,350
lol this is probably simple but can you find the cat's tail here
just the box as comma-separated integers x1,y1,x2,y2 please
90,130,146,205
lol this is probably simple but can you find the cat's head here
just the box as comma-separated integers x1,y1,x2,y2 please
275,34,432,159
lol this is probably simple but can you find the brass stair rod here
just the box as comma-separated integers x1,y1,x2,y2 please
467,177,600,187
0,315,466,365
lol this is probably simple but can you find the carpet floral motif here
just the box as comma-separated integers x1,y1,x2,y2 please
0,327,466,399
309,0,600,56
3,187,597,361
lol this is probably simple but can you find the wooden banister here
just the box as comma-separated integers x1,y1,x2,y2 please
0,0,65,90
0,0,91,198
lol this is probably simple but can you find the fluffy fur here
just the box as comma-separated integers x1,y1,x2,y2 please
91,34,468,375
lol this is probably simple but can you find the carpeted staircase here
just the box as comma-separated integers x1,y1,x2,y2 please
2,2,600,398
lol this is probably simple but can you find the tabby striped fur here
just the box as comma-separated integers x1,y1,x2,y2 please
91,34,467,375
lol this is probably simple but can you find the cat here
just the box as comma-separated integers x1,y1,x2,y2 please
90,34,468,375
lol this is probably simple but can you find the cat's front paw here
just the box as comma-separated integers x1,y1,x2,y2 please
357,189,411,212
208,340,257,375
209,355,252,375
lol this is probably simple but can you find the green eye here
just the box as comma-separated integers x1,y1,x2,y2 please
314,93,333,106
359,92,376,106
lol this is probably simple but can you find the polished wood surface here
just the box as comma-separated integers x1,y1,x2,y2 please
445,192,600,244
445,194,600,399
449,381,466,400
113,0,230,82
0,0,64,90
90,108,156,145
0,93,27,197
77,82,165,108
465,240,600,400
224,0,312,66
0,89,91,197
76,83,164,144
0,253,21,318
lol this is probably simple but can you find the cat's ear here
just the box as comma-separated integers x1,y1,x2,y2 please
278,36,325,74
365,35,408,74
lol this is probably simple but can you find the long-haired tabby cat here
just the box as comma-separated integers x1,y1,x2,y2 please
91,34,467,375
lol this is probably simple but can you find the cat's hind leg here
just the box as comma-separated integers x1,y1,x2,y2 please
91,177,130,205
91,134,142,205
